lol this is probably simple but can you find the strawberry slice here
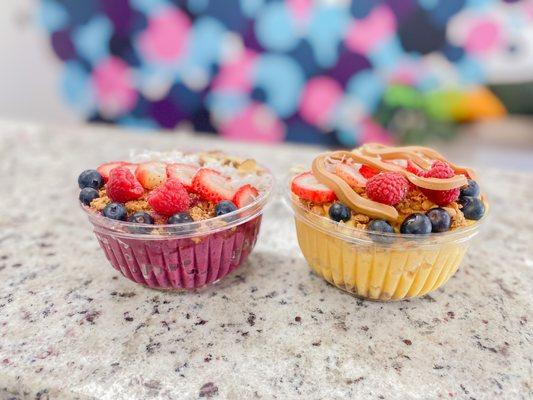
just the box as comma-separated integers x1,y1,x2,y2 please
406,160,424,176
233,184,259,208
291,172,336,203
166,163,198,191
359,165,379,180
122,163,138,176
335,164,367,187
135,161,167,190
97,161,126,182
192,168,235,203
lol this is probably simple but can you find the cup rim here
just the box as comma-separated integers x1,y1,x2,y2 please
284,173,488,246
81,167,275,239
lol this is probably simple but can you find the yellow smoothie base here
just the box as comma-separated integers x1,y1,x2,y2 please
295,219,469,301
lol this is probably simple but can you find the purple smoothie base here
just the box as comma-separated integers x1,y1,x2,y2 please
92,216,262,290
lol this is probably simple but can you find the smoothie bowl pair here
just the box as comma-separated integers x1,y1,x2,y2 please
78,146,487,300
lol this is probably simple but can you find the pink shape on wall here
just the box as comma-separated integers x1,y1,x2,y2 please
299,76,343,128
345,5,396,54
93,56,137,117
220,102,285,143
138,8,191,63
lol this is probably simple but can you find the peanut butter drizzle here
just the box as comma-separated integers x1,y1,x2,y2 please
312,155,399,220
359,143,477,179
311,145,474,222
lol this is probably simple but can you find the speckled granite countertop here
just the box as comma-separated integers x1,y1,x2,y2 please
0,122,532,400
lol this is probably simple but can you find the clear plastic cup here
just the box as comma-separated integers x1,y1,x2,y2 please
285,176,487,301
82,171,274,291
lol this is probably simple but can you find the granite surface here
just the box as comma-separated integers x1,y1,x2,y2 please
0,122,532,400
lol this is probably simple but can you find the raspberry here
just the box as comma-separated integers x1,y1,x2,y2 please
106,167,144,203
422,160,454,179
148,178,190,216
421,161,460,206
366,172,409,205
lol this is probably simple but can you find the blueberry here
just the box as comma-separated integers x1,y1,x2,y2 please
459,196,485,220
102,203,127,221
367,219,395,234
168,212,193,224
367,219,395,244
79,187,99,205
400,213,432,234
328,202,351,222
215,201,237,216
426,208,451,233
128,211,154,224
78,169,103,189
127,211,154,234
460,179,480,198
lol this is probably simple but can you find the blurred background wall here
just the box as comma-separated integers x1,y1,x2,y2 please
0,1,78,124
1,0,533,153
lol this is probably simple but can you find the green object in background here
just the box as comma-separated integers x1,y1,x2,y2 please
382,86,423,109
489,82,533,114
376,85,457,144
424,90,463,121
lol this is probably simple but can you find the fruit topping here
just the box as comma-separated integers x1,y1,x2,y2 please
291,172,337,203
148,178,190,216
367,219,395,243
459,196,485,220
335,163,367,187
96,162,125,182
122,163,138,175
426,208,451,233
400,213,432,234
106,167,144,203
78,169,104,190
103,203,127,221
367,219,394,234
168,212,193,224
192,168,235,203
460,179,480,198
127,211,154,234
359,165,379,179
79,187,99,205
233,184,260,208
328,202,351,222
366,172,409,205
127,211,154,225
166,163,198,191
135,162,167,190
406,160,424,176
215,200,238,216
419,161,460,206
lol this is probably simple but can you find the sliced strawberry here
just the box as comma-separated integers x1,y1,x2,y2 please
359,164,379,180
166,163,198,191
406,160,424,176
335,163,367,187
135,161,167,190
192,168,235,203
122,163,138,176
233,184,260,208
97,161,126,182
291,172,336,203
